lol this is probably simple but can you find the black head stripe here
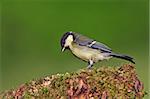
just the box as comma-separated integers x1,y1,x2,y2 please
60,32,75,48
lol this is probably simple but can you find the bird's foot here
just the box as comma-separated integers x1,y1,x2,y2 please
87,65,93,70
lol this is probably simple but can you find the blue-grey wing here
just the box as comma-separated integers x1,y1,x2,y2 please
91,42,112,53
74,33,94,46
74,33,112,53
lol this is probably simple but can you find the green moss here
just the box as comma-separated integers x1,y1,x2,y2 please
0,64,147,98
41,88,49,94
23,91,32,99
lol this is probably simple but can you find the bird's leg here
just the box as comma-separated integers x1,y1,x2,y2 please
87,60,94,69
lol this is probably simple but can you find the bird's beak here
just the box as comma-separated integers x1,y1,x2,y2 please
61,47,65,52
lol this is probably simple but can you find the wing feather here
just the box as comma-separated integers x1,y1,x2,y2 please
74,33,94,46
73,33,112,53
91,42,112,53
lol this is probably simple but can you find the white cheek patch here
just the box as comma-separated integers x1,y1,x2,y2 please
65,35,73,46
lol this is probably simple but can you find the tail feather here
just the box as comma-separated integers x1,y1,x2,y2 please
110,53,135,64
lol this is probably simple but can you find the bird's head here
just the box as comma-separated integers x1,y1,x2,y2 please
60,31,75,52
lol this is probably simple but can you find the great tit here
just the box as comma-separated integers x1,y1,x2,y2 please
60,31,135,69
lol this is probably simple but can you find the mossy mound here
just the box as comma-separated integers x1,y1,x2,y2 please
0,64,146,99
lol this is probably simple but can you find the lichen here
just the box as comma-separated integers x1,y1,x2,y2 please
0,64,147,99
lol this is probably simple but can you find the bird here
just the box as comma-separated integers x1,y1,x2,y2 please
60,31,135,69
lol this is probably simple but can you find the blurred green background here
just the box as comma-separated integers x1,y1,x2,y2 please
1,0,149,97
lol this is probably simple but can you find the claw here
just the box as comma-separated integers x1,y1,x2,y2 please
87,60,94,69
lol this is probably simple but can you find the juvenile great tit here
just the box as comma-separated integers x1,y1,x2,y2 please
60,31,135,69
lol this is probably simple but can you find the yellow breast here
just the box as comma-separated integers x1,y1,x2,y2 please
69,43,102,62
